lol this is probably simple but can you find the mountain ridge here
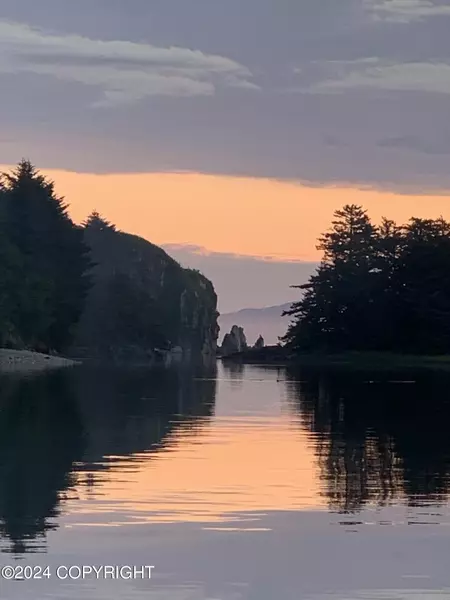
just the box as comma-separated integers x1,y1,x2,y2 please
220,302,293,318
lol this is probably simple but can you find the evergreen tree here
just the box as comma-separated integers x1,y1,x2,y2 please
319,204,377,267
394,217,450,353
283,205,379,351
371,218,404,350
0,160,91,351
83,210,116,232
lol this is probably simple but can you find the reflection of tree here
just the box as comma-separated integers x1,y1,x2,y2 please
0,363,217,553
0,372,84,554
287,367,450,512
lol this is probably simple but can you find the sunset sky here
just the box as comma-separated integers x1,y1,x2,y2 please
1,0,450,311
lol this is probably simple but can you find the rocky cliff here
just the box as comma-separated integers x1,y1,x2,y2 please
69,217,219,364
220,325,248,357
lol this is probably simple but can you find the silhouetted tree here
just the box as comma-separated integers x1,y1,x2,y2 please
283,205,380,351
83,210,116,232
394,218,450,353
0,160,91,351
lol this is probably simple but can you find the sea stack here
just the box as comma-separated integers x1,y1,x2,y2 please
220,325,248,356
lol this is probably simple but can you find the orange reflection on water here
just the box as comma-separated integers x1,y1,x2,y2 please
67,412,325,526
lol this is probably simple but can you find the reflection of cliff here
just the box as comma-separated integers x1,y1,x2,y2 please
288,367,450,512
73,365,216,465
0,364,216,553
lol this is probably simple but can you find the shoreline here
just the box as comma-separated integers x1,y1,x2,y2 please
220,348,450,371
0,349,80,374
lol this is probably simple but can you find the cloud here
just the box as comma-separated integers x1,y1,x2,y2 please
162,243,307,263
366,0,450,22
2,2,450,192
0,20,258,106
305,59,450,95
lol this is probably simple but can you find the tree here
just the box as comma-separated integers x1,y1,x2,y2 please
319,204,378,267
283,205,380,351
83,210,116,232
0,160,91,351
394,218,450,353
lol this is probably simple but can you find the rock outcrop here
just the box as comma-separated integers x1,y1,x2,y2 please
69,217,219,364
220,325,248,356
253,335,265,349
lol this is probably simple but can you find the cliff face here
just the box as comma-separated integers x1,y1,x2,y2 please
219,325,248,357
69,222,219,364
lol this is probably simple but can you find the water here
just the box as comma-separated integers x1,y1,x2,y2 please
0,361,450,599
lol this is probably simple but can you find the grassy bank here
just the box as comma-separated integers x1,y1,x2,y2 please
221,347,450,371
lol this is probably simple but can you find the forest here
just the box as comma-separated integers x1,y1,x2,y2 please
283,204,450,355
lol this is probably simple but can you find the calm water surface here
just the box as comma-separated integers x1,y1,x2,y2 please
0,361,450,599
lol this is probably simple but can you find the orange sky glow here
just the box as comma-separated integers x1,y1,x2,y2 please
3,165,450,261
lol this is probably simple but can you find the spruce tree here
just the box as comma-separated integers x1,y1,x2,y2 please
1,160,91,351
283,205,379,351
394,217,450,354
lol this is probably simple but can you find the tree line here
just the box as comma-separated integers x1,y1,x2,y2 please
3,163,449,358
0,160,91,352
283,204,450,355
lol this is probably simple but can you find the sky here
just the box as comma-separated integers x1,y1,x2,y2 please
1,0,450,312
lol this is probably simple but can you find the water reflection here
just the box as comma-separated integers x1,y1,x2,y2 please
0,372,83,554
221,361,246,388
2,363,450,598
0,364,216,554
286,367,450,512
1,361,450,568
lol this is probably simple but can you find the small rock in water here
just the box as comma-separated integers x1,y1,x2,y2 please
253,335,265,349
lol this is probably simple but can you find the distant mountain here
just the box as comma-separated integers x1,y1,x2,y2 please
218,302,294,346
